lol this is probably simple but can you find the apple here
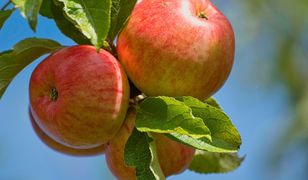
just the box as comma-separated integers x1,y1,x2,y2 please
152,133,196,176
105,108,195,179
105,108,136,179
117,0,235,100
29,109,106,156
29,45,130,149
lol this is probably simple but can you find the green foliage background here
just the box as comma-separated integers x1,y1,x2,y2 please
230,0,308,178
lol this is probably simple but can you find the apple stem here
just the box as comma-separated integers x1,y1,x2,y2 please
198,12,208,20
129,94,147,107
105,38,118,58
50,88,58,101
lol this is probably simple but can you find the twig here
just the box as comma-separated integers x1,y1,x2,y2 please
105,38,118,58
1,1,12,11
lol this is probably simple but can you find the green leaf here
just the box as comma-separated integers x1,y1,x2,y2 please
205,97,222,109
0,38,62,99
55,0,111,49
136,96,212,140
124,128,165,180
148,133,166,180
108,0,137,41
50,0,90,45
39,0,53,18
167,133,237,153
189,150,244,174
0,9,14,30
177,97,242,151
12,0,43,31
136,96,241,152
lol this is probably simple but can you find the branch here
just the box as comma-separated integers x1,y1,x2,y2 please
105,37,118,58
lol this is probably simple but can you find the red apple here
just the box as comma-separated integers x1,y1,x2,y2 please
105,108,136,180
117,0,235,100
105,108,195,179
152,133,196,176
29,109,106,156
29,45,130,149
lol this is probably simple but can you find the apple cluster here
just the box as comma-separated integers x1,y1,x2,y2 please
28,0,234,178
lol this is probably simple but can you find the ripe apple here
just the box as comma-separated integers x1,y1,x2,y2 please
29,45,130,149
105,108,195,179
29,109,106,156
105,108,136,179
152,133,196,176
117,0,235,100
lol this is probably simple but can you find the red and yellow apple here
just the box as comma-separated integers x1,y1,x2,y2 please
153,133,195,176
117,0,235,100
29,109,106,156
29,45,130,149
105,108,195,179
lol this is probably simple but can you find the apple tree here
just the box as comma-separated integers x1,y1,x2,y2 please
0,0,243,179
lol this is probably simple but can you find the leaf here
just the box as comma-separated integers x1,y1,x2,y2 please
167,133,237,153
148,133,166,180
39,0,53,18
124,128,165,180
0,38,62,99
0,9,14,30
12,0,43,31
136,96,212,140
204,97,222,109
189,150,244,174
136,96,241,152
173,96,242,152
108,0,137,41
55,0,111,49
50,0,90,45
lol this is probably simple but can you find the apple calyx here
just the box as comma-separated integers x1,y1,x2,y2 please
50,87,58,101
198,12,208,20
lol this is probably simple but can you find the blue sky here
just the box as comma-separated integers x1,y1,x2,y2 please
0,2,298,180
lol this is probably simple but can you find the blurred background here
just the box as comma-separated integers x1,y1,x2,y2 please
0,0,307,179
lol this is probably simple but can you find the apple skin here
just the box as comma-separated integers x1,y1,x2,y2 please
117,0,235,100
105,108,136,180
152,133,196,176
29,109,106,156
29,45,130,149
105,108,195,179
